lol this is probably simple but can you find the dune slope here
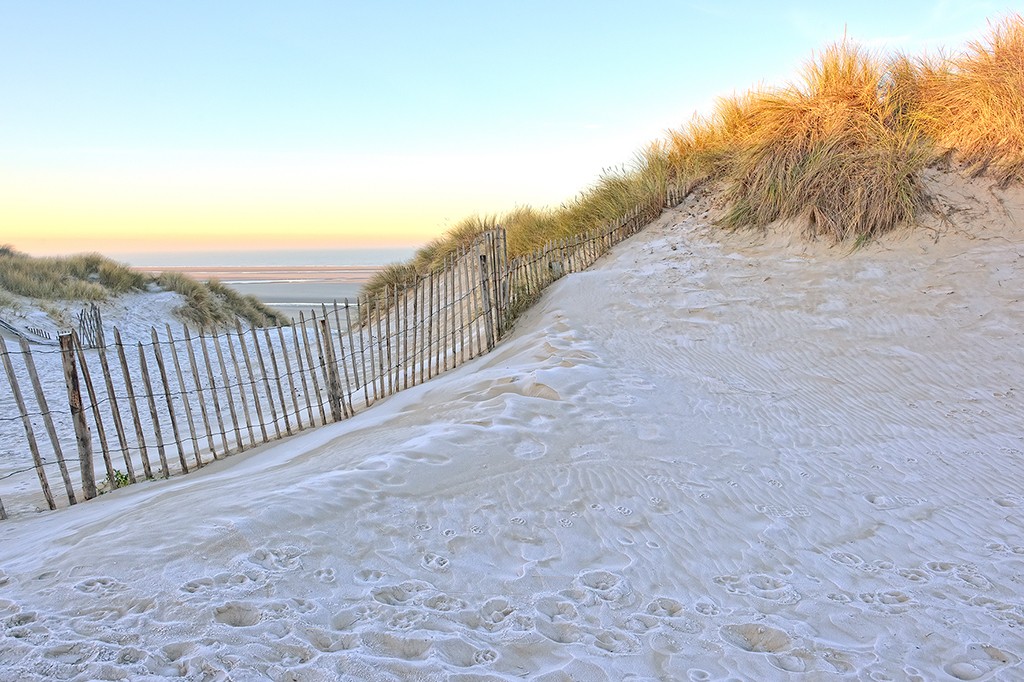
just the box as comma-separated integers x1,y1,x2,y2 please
0,181,1023,680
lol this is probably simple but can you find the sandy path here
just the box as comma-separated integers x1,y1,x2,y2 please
0,201,1022,680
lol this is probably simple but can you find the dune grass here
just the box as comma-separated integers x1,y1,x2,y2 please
711,42,934,240
362,150,669,302
155,273,289,329
664,15,1023,238
901,14,1024,186
0,245,143,300
363,17,1024,304
0,246,289,329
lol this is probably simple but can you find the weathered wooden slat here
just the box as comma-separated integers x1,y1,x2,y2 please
372,294,386,398
479,253,496,351
275,325,303,430
150,328,187,474
136,342,169,478
250,325,282,440
165,325,202,467
347,299,370,407
96,327,135,483
262,327,292,436
331,302,354,418
384,288,395,396
114,328,152,480
234,321,268,443
299,312,327,426
410,278,420,385
0,335,56,510
72,330,116,489
214,330,244,449
317,316,344,422
21,336,77,505
391,286,401,392
401,279,410,389
198,329,229,455
425,271,435,380
183,326,216,460
290,322,316,427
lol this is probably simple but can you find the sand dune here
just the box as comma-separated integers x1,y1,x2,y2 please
1,181,1022,680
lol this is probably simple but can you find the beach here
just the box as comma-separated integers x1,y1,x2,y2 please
132,265,382,322
0,180,1022,679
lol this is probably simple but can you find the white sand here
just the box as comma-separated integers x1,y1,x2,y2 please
1,176,1023,680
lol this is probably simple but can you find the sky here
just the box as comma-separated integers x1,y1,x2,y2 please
0,1,1016,262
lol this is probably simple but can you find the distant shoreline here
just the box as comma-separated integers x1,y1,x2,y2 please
131,264,383,321
132,264,383,284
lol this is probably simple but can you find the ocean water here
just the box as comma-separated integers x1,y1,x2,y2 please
119,247,416,268
124,248,417,321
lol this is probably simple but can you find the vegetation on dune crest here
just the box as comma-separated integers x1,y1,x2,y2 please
363,150,669,301
0,246,288,329
714,42,933,240
365,15,1024,302
901,14,1024,186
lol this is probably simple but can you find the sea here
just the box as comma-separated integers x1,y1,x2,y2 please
124,248,416,321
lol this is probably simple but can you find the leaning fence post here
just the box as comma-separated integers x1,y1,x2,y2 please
137,341,170,479
96,326,136,483
114,328,153,480
0,335,56,510
22,336,77,505
72,330,116,489
59,333,97,500
479,253,496,351
318,317,344,422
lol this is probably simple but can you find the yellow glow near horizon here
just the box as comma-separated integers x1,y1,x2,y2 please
2,145,625,258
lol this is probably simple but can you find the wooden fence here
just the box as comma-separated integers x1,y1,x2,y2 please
0,188,678,517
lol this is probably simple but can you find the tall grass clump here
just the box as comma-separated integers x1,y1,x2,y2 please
0,247,130,300
908,14,1024,185
156,273,288,328
718,42,932,240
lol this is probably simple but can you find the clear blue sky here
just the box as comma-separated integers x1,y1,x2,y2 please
0,1,1015,258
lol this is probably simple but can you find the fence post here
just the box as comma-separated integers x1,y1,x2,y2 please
166,325,203,467
318,318,344,422
72,330,116,489
97,326,136,483
23,336,77,504
298,312,327,426
150,327,187,474
137,341,170,478
0,335,56,510
479,252,496,351
59,333,97,499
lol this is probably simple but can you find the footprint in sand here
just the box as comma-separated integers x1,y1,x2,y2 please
858,590,913,614
314,568,336,584
352,569,384,585
720,623,791,653
214,601,262,627
714,574,801,604
944,644,1020,680
576,571,634,605
249,546,303,571
422,553,450,572
994,494,1023,508
372,581,431,606
74,577,124,596
423,594,467,612
388,610,427,631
